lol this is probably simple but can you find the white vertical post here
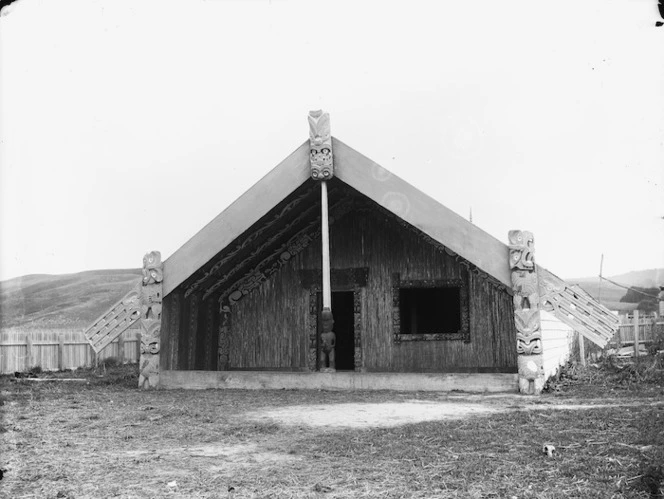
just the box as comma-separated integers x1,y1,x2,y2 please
26,336,34,370
58,334,65,371
321,181,332,311
578,333,586,366
118,332,125,363
633,309,640,360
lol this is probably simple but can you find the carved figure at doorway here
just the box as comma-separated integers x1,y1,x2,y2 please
319,307,336,372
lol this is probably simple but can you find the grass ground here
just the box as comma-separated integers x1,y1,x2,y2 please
0,360,663,499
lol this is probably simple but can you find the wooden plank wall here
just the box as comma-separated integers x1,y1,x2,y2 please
230,264,309,370
223,207,515,372
165,203,517,372
308,210,517,372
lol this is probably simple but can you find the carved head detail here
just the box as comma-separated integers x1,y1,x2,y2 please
508,230,535,271
140,340,160,355
321,307,335,333
142,251,163,285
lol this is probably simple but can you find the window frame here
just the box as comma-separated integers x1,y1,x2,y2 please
392,273,470,343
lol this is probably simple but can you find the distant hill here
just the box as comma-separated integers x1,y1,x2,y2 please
1,267,661,331
0,269,142,330
566,268,663,312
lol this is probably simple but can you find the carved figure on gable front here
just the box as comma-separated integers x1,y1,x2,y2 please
508,230,535,271
142,251,163,285
138,250,163,389
508,230,544,394
308,110,334,180
140,284,162,321
138,321,160,389
319,308,336,372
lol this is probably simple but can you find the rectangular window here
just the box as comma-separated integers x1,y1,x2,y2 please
399,287,461,335
392,274,470,343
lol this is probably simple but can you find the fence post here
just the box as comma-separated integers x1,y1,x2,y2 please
578,333,586,366
26,336,34,370
58,335,65,371
136,331,142,364
118,332,125,364
633,310,640,361
616,319,622,348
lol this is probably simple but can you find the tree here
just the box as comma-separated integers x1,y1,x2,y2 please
620,287,659,313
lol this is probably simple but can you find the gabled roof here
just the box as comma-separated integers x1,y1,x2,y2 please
161,135,619,347
162,137,511,296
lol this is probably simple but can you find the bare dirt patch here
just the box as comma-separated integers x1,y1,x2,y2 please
250,400,500,428
250,398,664,429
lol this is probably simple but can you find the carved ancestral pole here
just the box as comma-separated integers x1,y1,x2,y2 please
309,109,336,371
138,251,163,389
508,230,544,394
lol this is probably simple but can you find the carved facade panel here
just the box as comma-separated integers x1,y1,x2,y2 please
188,293,200,369
217,302,231,371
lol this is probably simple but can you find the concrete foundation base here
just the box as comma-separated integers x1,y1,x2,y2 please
159,370,518,392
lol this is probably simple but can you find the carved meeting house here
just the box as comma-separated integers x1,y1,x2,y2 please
85,111,619,394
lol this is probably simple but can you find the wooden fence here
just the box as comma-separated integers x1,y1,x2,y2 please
609,311,663,357
0,328,141,374
614,313,661,344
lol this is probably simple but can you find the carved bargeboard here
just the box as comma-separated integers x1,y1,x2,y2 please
186,186,319,299
508,230,544,395
308,110,333,180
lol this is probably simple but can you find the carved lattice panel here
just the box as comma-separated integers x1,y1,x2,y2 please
538,267,619,348
84,287,142,353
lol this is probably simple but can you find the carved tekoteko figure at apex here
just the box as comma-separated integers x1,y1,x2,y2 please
308,110,333,180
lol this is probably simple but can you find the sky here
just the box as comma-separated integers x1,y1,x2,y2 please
0,0,663,283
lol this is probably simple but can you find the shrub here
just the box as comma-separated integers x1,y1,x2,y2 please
99,356,123,368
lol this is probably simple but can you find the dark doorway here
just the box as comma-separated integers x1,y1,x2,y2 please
318,291,356,371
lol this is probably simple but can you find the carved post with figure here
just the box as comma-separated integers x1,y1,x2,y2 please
309,109,335,371
138,251,163,388
508,231,544,394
